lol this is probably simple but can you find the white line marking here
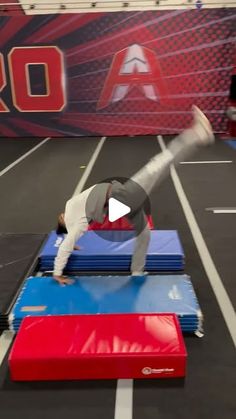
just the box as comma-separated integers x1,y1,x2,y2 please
180,160,232,164
73,136,106,196
0,137,50,177
207,209,236,214
73,137,132,419
158,135,236,348
0,331,15,364
213,210,236,214
114,379,133,419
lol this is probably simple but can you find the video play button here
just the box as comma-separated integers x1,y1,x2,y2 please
85,176,151,242
108,198,131,222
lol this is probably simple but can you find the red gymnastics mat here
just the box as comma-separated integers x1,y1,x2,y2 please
9,313,187,381
88,214,154,230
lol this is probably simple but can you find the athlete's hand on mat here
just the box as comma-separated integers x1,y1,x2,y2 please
54,275,74,285
73,245,81,251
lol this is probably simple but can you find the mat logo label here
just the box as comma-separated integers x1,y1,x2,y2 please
142,367,175,375
97,44,168,109
168,285,182,300
0,47,66,113
54,237,63,247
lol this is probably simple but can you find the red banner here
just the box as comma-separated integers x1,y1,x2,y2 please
0,9,235,137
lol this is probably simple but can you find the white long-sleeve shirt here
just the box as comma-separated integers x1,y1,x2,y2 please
53,185,96,276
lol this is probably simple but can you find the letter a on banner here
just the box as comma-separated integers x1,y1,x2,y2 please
97,44,167,110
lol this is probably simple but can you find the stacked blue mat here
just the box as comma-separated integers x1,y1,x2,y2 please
38,230,185,272
9,275,202,334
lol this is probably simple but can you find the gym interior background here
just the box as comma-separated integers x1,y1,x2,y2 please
0,1,235,419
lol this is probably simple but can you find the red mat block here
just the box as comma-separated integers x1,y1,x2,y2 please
88,215,154,230
9,314,187,381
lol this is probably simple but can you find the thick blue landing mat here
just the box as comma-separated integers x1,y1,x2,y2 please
38,230,185,272
10,275,202,333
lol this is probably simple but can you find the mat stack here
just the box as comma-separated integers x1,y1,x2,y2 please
8,229,198,381
9,275,202,334
38,230,185,272
0,233,46,332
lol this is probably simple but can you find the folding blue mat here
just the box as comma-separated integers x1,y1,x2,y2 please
38,230,185,272
0,233,46,332
10,275,202,334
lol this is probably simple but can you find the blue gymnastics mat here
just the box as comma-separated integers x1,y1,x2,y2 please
10,275,202,334
38,230,185,272
225,139,236,150
0,233,46,332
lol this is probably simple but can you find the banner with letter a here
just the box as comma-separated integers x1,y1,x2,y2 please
0,9,235,137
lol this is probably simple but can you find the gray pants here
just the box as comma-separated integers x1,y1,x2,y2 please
113,128,200,274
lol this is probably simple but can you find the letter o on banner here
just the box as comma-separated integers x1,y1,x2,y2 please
8,46,66,112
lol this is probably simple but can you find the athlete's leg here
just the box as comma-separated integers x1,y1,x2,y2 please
128,106,214,197
127,210,150,275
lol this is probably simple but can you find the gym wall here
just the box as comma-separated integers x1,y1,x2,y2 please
0,4,235,137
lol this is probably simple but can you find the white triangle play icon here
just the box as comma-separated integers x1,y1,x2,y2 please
108,198,131,222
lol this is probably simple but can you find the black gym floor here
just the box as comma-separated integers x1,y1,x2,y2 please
0,136,235,419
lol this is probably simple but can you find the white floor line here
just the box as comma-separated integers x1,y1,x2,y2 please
73,136,106,196
114,379,133,419
158,135,236,348
0,331,15,364
180,160,232,164
206,208,236,214
0,137,50,177
75,135,132,419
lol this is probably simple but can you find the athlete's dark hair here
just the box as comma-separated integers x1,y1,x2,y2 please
56,223,68,235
